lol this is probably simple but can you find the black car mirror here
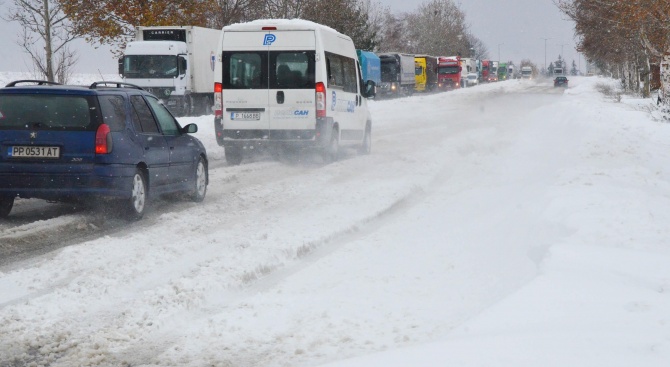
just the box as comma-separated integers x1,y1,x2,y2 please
363,80,376,98
182,123,198,134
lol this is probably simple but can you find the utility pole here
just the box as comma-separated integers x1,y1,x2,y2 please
558,43,568,66
541,38,551,74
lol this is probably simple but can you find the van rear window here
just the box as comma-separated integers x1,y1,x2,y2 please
0,94,97,130
222,51,315,90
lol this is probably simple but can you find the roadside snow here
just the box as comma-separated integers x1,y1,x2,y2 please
1,75,669,367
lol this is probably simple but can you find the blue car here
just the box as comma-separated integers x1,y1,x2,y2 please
0,80,208,219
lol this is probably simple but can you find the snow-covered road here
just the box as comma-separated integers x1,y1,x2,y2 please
2,77,669,367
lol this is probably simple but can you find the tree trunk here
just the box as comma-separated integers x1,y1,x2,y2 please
43,0,54,82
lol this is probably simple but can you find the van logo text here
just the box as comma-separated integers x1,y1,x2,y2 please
263,34,276,46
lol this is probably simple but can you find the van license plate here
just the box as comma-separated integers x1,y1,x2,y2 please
8,146,60,159
231,112,261,121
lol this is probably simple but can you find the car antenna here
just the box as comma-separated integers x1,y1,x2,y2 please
98,69,105,82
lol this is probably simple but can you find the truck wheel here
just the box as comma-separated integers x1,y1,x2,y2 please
126,169,148,220
225,146,243,166
190,157,208,202
0,195,14,218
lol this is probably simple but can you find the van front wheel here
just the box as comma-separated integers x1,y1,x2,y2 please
358,124,371,155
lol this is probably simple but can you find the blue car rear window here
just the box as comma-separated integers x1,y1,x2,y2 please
0,94,97,130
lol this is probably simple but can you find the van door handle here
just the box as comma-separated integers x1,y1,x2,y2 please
276,91,285,104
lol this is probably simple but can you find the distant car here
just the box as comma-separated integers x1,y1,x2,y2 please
466,73,479,87
554,76,569,87
0,80,208,219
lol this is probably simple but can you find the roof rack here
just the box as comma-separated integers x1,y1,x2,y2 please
89,81,145,90
5,80,63,87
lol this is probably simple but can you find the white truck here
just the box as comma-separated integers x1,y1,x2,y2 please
119,26,221,116
521,66,533,79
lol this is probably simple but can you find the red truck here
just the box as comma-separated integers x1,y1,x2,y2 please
481,60,492,82
437,56,462,90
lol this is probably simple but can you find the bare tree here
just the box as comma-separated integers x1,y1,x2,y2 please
404,0,469,56
375,9,408,52
465,32,488,59
206,0,267,29
3,0,79,83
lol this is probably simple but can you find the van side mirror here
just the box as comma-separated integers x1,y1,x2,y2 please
118,57,124,77
363,80,376,98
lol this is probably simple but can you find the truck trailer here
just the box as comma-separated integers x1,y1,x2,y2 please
378,52,415,98
119,26,221,116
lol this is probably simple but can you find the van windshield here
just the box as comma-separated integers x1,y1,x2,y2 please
222,51,315,90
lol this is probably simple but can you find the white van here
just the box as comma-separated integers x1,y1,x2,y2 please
213,19,376,165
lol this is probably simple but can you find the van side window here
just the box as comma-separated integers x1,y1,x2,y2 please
342,58,357,93
326,53,358,93
326,53,344,89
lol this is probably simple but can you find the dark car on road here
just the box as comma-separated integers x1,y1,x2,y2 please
0,80,208,219
554,76,569,88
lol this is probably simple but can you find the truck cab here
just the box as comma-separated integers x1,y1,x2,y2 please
437,56,461,90
119,26,220,117
498,63,508,81
378,53,415,98
121,41,190,113
414,55,437,92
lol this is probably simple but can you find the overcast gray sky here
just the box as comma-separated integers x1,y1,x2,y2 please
0,0,579,73
380,0,580,70
0,10,118,74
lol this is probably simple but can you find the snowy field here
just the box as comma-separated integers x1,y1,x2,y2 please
1,74,669,367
